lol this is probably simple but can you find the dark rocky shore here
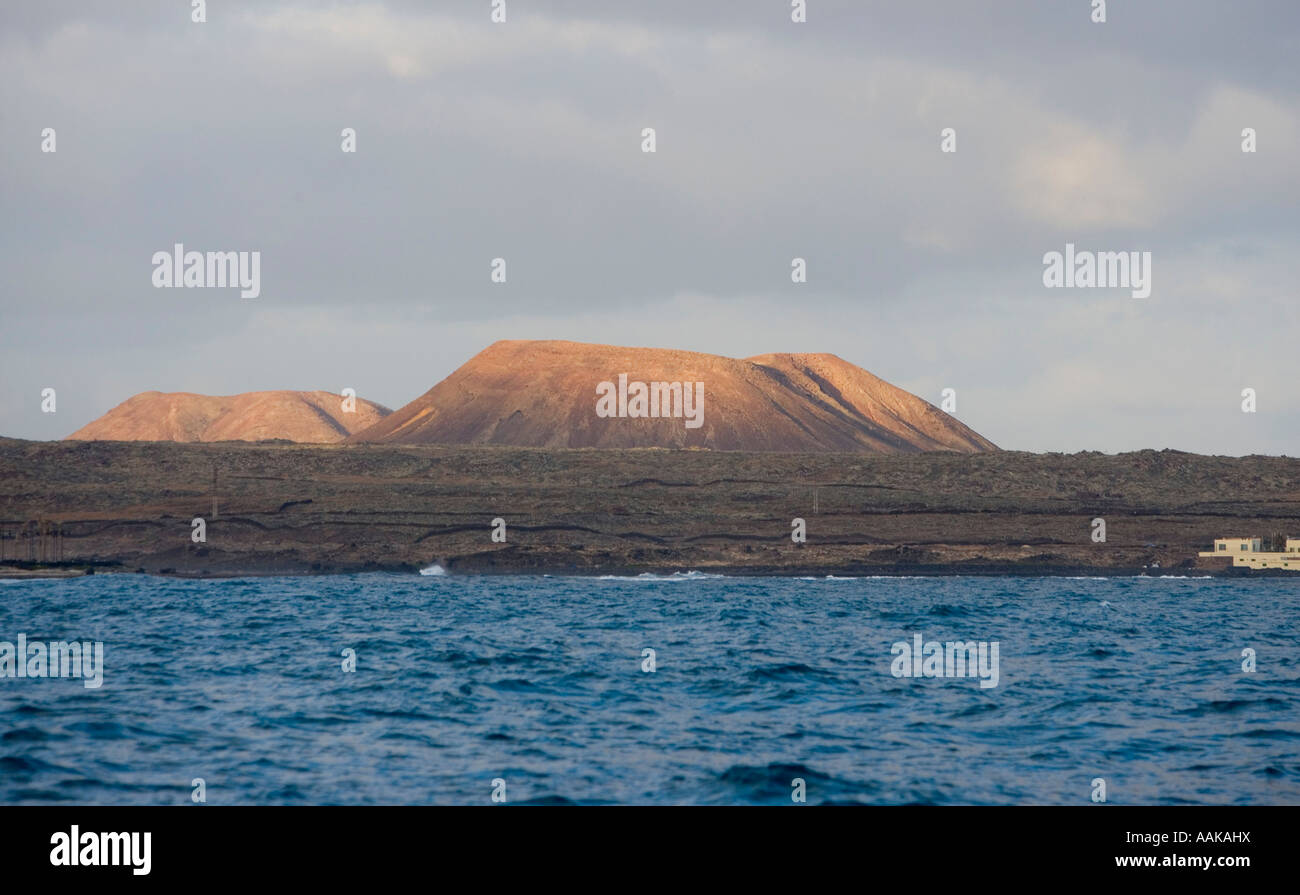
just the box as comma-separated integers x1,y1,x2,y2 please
2,438,1298,578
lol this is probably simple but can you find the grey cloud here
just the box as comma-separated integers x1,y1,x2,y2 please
1,1,1297,453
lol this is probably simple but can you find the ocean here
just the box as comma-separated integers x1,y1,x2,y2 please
1,573,1297,805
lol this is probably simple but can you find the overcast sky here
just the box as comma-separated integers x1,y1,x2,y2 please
2,1,1297,454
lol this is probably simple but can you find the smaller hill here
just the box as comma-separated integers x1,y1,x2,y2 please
65,390,390,443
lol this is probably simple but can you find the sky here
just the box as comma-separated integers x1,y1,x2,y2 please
2,0,1297,454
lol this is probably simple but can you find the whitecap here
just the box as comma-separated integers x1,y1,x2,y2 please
596,570,727,582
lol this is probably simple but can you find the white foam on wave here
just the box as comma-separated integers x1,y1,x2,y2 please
596,570,727,582
419,564,447,576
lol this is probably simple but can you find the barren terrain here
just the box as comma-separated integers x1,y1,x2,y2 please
3,439,1298,577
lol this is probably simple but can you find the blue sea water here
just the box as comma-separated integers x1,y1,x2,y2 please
1,573,1297,805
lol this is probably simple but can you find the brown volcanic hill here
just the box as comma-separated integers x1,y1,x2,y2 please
346,340,997,453
66,391,391,443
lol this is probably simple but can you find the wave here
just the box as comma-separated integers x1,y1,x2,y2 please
595,571,727,582
418,564,446,576
795,575,938,581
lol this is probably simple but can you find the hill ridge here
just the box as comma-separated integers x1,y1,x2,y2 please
67,389,390,443
348,340,996,453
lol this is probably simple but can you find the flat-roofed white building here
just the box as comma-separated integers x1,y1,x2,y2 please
1199,536,1300,570
1202,537,1261,554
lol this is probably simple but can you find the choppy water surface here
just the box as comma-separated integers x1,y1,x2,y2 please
1,573,1297,804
